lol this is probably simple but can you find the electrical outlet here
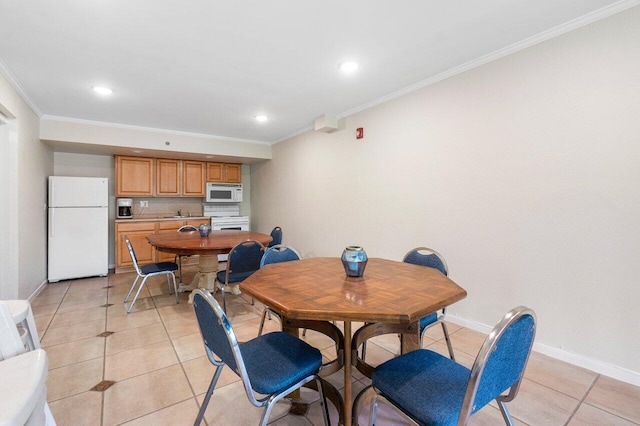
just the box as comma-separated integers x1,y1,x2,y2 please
140,200,148,208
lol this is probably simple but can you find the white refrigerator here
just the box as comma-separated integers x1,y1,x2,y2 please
48,176,109,282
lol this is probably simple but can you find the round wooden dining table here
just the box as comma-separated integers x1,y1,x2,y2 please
146,230,272,299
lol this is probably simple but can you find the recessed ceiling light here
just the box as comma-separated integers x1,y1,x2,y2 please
339,61,359,73
92,86,113,95
255,115,268,122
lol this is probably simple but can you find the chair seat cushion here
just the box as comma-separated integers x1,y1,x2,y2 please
240,332,322,395
216,270,256,284
140,262,178,274
419,312,438,331
372,349,471,426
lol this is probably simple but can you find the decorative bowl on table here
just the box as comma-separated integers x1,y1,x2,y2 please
341,246,368,277
198,224,211,237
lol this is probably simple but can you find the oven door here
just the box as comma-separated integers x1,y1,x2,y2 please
211,223,249,231
211,218,250,260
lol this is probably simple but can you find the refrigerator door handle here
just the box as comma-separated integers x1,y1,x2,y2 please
49,209,54,238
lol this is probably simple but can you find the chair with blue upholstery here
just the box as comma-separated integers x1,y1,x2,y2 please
123,235,178,314
174,225,198,284
366,306,536,426
257,245,301,336
192,289,330,426
403,246,456,359
268,226,282,248
215,239,265,313
358,246,455,362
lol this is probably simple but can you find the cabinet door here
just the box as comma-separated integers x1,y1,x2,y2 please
116,156,154,197
156,220,183,262
224,163,242,183
206,162,224,182
156,159,181,196
116,222,156,270
183,161,205,196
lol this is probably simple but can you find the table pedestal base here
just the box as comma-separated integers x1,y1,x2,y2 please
176,254,222,303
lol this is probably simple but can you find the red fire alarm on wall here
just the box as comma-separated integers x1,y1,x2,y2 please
356,127,364,139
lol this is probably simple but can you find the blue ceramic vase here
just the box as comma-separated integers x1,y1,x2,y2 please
198,224,211,237
341,246,368,277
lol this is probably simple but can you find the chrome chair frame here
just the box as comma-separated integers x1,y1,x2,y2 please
192,289,330,426
175,225,198,284
358,246,455,361
215,239,265,313
403,246,455,360
366,306,537,426
123,235,178,314
257,244,301,336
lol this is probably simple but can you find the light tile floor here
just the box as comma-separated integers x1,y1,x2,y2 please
30,266,640,425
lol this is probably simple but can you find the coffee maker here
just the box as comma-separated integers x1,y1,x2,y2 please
116,198,133,219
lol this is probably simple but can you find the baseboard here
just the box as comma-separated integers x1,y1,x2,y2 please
447,313,640,387
28,279,50,302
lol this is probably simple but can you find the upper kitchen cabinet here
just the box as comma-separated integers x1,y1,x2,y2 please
206,162,242,183
156,159,181,196
116,156,154,197
183,161,206,196
156,159,206,197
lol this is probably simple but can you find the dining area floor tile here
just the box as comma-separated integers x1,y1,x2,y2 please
31,268,640,425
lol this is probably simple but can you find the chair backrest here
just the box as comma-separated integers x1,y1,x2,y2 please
0,302,26,361
192,289,255,399
268,227,282,247
227,240,265,276
260,244,301,267
124,235,143,276
403,247,448,276
178,225,198,232
460,306,537,420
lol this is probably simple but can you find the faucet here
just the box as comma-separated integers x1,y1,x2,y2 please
177,209,182,217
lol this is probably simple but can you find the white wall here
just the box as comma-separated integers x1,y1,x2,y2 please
0,112,18,300
0,73,53,300
251,7,640,381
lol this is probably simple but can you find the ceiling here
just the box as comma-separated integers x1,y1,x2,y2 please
0,1,633,145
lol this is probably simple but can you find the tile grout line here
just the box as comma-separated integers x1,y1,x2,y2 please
563,373,599,425
102,275,114,426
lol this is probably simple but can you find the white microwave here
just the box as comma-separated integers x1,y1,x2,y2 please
205,183,243,203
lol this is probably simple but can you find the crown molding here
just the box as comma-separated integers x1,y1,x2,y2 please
0,57,42,117
338,0,640,121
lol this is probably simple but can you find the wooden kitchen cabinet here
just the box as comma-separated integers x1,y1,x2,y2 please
155,220,184,262
115,218,212,272
115,156,155,197
182,161,206,196
206,162,242,183
156,159,205,197
156,159,181,196
116,222,156,271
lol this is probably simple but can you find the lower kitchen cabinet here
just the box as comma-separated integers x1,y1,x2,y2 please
116,222,156,270
115,218,212,273
156,220,184,262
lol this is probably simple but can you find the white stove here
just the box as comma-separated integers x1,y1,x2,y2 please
203,204,250,261
210,215,250,230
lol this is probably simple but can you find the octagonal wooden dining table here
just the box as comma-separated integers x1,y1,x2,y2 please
240,256,467,426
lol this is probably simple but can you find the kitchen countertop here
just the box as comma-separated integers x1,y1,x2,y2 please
115,216,209,223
